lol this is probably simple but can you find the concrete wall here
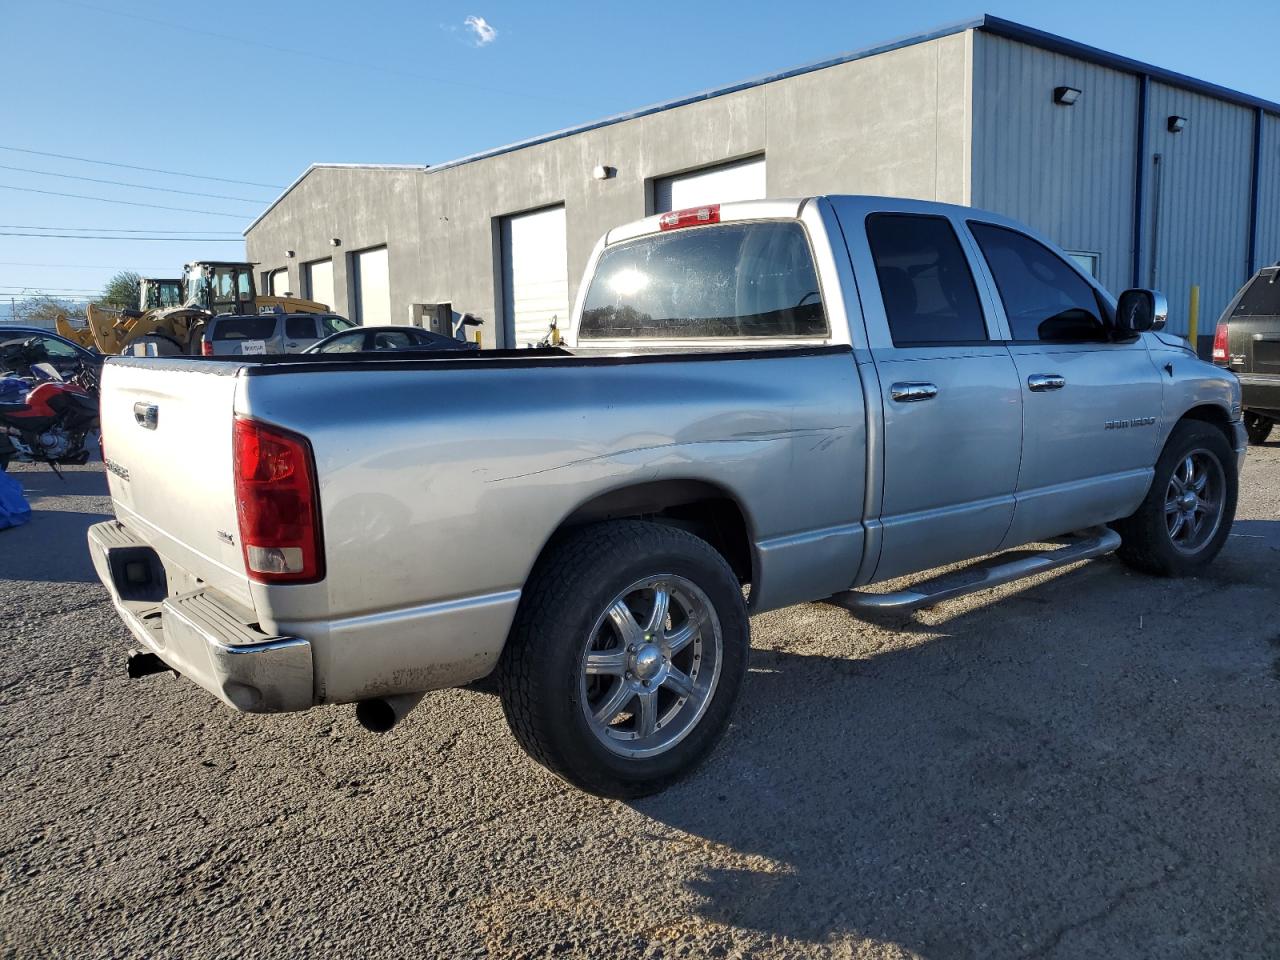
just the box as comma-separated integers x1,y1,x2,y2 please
247,34,972,347
1257,113,1280,272
971,33,1140,297
1141,81,1254,335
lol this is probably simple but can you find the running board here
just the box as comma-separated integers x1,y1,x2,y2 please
828,526,1122,613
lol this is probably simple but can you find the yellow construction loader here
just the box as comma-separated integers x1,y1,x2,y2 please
56,262,329,356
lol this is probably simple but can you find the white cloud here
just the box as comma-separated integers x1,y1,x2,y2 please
464,15,497,46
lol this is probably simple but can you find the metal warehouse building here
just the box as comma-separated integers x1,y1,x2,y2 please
245,14,1280,351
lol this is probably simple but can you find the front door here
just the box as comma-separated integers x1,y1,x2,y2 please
843,206,1024,583
966,220,1164,546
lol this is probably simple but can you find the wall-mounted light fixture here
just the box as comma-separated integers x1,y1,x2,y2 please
592,165,617,180
330,238,342,247
1167,115,1188,133
285,249,295,258
1053,86,1081,106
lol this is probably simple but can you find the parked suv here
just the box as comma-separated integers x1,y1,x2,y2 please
201,312,355,356
1213,264,1280,443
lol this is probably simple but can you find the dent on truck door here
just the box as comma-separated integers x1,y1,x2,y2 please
856,211,1023,582
967,221,1162,546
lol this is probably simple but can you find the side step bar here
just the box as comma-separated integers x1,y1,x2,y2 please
828,526,1121,614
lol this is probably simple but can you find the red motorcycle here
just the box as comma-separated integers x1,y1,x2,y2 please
0,363,100,473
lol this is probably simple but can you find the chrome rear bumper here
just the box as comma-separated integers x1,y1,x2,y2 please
87,520,314,712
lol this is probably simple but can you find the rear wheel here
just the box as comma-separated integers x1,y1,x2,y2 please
1245,412,1273,445
498,520,749,798
1113,420,1237,576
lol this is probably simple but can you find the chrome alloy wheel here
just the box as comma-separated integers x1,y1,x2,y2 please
578,575,723,759
1164,449,1225,554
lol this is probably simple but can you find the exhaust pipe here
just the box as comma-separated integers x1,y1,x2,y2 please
355,692,425,733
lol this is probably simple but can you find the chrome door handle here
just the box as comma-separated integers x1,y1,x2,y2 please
133,402,158,429
1027,374,1066,392
890,382,939,403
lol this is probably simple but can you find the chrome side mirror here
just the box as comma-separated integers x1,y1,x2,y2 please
1116,288,1168,335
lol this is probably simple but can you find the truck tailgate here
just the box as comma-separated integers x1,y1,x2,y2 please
100,360,253,609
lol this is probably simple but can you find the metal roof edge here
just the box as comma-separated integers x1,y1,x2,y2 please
976,15,1280,116
244,163,429,235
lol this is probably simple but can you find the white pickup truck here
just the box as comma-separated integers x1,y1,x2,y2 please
90,196,1245,797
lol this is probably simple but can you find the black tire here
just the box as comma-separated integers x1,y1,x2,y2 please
497,519,749,799
1245,412,1273,446
1113,420,1238,577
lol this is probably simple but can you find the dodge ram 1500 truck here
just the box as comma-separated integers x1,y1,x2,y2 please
89,196,1246,798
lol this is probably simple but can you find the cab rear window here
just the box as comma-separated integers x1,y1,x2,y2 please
579,222,827,340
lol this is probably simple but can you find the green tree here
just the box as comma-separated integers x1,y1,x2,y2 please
101,270,141,311
12,295,82,329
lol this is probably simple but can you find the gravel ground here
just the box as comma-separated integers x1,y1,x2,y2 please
1,444,1278,960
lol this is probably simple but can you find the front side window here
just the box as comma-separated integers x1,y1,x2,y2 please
579,222,827,340
970,222,1107,342
865,214,987,346
318,314,355,337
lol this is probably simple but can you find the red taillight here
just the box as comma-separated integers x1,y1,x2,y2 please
201,339,214,356
658,204,720,231
1212,322,1229,364
232,417,323,584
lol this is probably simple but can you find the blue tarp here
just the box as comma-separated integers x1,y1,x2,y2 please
0,468,31,530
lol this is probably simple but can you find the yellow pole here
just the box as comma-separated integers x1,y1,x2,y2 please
1188,284,1200,354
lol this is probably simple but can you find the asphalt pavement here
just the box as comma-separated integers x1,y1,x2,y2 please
2,445,1278,960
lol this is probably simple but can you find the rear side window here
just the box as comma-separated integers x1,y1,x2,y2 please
1231,270,1280,318
285,316,316,339
372,331,415,349
579,222,827,340
970,222,1107,342
865,214,987,346
211,316,275,341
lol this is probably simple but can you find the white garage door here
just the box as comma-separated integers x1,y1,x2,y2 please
653,156,766,213
269,268,290,296
500,205,568,347
351,247,390,326
306,259,334,310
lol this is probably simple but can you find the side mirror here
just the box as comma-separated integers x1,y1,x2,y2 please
1116,288,1168,335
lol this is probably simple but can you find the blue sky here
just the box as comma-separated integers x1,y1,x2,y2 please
2,0,1276,306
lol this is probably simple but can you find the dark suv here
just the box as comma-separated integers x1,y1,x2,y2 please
1214,265,1280,444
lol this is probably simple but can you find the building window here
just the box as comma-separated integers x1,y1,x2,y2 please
1066,251,1100,277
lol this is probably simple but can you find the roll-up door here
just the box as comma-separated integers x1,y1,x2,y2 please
305,259,334,309
653,156,766,213
351,247,390,326
499,205,568,347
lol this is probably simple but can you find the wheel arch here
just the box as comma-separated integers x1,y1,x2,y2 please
536,479,757,588
1176,402,1235,446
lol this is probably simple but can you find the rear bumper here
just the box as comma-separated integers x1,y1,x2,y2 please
1239,374,1280,418
88,520,314,713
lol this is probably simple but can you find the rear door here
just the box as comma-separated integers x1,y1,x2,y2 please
208,315,278,357
965,219,1163,545
835,198,1024,582
100,360,252,608
1225,267,1280,376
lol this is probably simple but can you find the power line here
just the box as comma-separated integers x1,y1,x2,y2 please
0,162,267,203
0,183,249,218
0,231,242,241
0,224,241,233
0,145,283,189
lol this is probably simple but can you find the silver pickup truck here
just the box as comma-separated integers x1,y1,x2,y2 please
89,196,1245,798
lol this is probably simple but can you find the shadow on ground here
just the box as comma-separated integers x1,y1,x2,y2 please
636,524,1280,957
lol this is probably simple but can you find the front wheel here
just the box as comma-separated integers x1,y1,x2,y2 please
1113,420,1238,577
498,520,749,798
1245,412,1273,445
